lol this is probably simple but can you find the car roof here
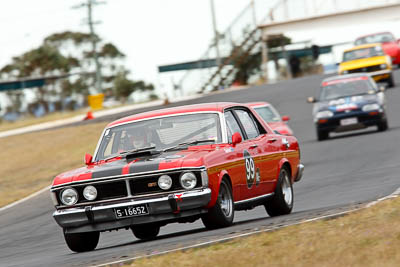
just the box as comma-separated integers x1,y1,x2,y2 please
344,43,382,52
355,32,393,40
322,73,370,83
107,102,243,127
247,101,271,107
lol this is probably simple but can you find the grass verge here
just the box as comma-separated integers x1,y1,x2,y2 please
0,109,89,132
126,197,400,267
0,121,107,208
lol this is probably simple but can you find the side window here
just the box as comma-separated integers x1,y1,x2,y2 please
235,109,260,139
224,111,244,143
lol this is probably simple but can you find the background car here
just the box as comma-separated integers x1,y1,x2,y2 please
338,43,394,87
307,74,388,141
249,102,294,135
50,102,304,252
355,32,400,66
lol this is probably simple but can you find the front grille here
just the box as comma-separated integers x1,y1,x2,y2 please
56,181,128,205
348,65,381,74
129,172,202,195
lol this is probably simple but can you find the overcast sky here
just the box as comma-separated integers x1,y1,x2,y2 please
1,0,400,96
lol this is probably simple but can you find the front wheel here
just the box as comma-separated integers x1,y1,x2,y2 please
202,178,234,229
387,75,395,88
63,230,99,252
131,224,160,240
265,167,294,217
317,129,329,141
377,119,388,132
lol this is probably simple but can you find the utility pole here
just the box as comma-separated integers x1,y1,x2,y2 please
73,0,105,94
210,0,221,68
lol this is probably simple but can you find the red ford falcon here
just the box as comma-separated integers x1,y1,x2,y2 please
50,102,304,252
249,102,294,136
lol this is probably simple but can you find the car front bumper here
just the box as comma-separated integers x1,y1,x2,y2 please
369,69,392,81
316,110,386,133
53,188,211,234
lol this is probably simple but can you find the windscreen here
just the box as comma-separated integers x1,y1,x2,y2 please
319,79,376,101
254,106,281,122
95,113,222,161
343,46,384,61
355,33,395,45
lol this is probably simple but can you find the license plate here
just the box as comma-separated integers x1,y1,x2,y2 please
340,117,358,126
114,205,149,219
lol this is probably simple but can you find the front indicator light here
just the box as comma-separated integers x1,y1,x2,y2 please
83,185,97,201
180,172,197,190
60,188,78,206
318,119,328,124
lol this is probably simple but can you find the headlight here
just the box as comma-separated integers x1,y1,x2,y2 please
342,70,348,74
316,110,334,119
158,175,172,190
362,103,380,112
380,64,387,69
180,172,197,190
83,185,97,201
60,188,78,206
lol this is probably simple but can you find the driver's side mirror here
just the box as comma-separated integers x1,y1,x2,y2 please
307,96,316,103
282,115,290,122
231,132,242,146
85,153,93,166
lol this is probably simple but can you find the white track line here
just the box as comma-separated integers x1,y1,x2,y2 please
0,186,50,213
96,187,400,267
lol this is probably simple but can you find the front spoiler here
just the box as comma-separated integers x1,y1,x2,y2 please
53,188,211,233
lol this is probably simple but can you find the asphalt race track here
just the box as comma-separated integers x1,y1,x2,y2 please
1,70,400,267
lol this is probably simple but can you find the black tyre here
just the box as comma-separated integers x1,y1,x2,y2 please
63,230,99,253
317,129,329,141
265,167,293,217
201,178,234,229
387,75,395,88
377,119,388,132
131,224,160,240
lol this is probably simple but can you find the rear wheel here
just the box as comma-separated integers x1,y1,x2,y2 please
377,119,388,132
265,167,293,217
63,230,99,252
202,178,234,229
131,224,160,240
317,129,329,141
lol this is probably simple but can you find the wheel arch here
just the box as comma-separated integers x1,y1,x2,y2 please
206,170,232,208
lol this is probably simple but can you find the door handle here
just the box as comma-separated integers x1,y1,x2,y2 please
249,144,258,149
267,138,277,143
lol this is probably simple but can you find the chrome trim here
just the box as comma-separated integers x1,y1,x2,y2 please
294,163,304,182
51,166,207,191
369,69,391,76
54,188,211,215
93,111,224,161
55,187,209,209
234,192,274,205
125,179,132,197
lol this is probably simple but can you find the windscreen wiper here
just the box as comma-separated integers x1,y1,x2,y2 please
163,139,215,152
121,146,159,157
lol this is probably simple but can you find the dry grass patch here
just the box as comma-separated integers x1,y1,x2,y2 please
0,121,107,207
126,197,400,267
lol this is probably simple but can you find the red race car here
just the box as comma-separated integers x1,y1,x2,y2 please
355,32,400,65
50,102,304,252
249,102,294,135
